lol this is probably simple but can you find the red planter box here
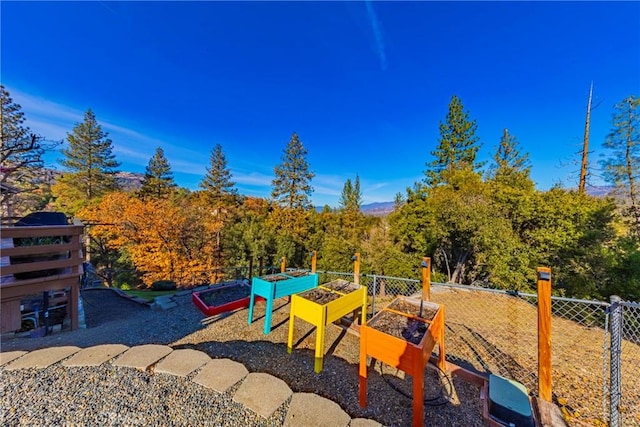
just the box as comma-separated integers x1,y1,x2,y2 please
192,282,263,317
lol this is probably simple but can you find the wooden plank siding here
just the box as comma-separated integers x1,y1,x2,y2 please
1,225,84,333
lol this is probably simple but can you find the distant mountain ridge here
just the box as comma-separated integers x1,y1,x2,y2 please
585,186,615,198
314,201,396,216
115,172,144,191
361,201,395,216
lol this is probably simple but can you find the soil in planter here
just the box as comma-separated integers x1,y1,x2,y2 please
198,285,251,307
284,271,309,278
387,299,439,320
259,274,290,283
370,300,440,345
321,279,357,293
299,288,341,305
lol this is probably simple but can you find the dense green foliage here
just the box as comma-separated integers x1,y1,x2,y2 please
388,97,637,300
139,147,176,200
53,109,120,214
6,95,639,302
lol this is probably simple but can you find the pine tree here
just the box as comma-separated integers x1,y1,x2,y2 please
199,143,237,205
199,143,237,268
340,179,354,211
269,132,315,266
54,109,120,214
271,132,314,209
425,95,483,187
0,85,58,216
490,129,532,189
352,174,363,211
139,147,176,200
601,95,640,237
340,174,363,213
337,174,365,248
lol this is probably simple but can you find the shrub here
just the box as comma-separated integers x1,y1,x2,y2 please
115,271,139,289
151,280,177,291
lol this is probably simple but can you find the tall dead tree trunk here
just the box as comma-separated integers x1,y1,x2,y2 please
579,82,593,194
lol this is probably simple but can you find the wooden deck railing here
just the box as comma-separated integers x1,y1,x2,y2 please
1,224,84,333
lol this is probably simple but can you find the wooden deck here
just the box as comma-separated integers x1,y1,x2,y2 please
1,224,84,333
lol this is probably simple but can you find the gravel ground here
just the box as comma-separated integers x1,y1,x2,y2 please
0,288,484,426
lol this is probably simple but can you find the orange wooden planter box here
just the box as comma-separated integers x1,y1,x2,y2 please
359,296,445,427
287,279,367,373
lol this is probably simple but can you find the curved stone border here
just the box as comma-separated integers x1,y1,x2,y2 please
0,345,381,427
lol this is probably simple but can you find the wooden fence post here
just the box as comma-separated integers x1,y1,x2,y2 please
311,251,317,273
353,253,360,286
422,257,431,301
537,267,552,402
281,257,286,273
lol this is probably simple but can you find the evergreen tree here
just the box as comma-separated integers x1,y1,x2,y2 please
489,129,532,189
339,174,363,213
139,147,176,200
600,95,640,238
340,179,353,210
394,192,405,209
334,174,366,256
0,85,58,216
199,143,237,205
53,109,120,214
425,95,483,187
271,132,314,209
269,132,315,266
198,143,238,268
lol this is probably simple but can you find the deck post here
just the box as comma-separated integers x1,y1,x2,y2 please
537,267,552,402
421,257,431,301
353,253,360,286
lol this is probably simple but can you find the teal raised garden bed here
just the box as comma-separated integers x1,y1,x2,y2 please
247,271,319,334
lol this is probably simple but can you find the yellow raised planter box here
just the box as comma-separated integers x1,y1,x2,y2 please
287,279,367,373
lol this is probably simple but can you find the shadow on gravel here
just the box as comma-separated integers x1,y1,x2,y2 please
0,288,205,352
82,288,148,328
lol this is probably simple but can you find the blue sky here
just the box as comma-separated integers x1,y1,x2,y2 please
3,1,639,207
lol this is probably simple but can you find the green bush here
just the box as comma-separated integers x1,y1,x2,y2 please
151,280,177,291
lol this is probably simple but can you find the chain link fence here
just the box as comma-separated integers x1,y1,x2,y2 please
310,270,637,427
618,301,640,426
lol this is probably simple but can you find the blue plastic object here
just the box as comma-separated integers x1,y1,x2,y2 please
488,374,535,427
